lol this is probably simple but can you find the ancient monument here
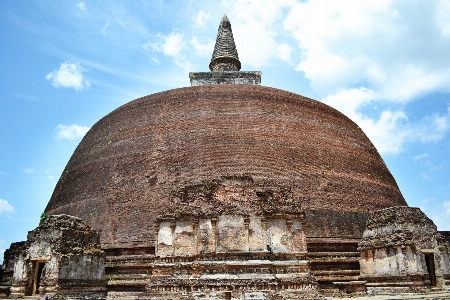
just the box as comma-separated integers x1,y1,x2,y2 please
189,15,261,85
7,215,106,299
1,14,449,300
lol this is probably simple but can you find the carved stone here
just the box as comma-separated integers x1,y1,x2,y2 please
147,176,319,298
358,206,450,294
0,242,25,298
190,15,262,86
189,71,261,86
209,14,241,72
9,214,106,299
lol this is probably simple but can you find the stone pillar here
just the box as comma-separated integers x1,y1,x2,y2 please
155,223,160,256
300,213,307,252
397,246,406,275
170,220,176,256
360,249,374,276
211,218,217,253
192,218,200,255
244,217,250,252
387,247,399,275
261,217,267,251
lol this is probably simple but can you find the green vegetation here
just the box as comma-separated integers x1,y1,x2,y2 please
40,212,47,221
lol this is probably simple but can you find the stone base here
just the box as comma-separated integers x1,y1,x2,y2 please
189,71,261,86
441,274,450,291
362,274,430,295
133,289,324,300
49,291,107,300
332,281,367,297
145,269,320,299
0,284,11,298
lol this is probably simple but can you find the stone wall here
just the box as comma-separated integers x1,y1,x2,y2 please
189,71,261,85
435,233,450,289
10,214,106,299
0,242,25,297
144,177,319,299
156,215,306,258
358,206,450,294
155,176,306,257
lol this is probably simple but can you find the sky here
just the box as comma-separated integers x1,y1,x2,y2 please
1,0,449,260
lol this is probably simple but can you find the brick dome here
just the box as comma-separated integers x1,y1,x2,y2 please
45,85,407,244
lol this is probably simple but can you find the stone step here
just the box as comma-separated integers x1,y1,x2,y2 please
310,257,360,263
308,251,360,258
330,291,450,299
107,274,151,281
106,262,154,268
313,269,360,277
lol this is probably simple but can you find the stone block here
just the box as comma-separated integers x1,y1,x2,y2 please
9,214,106,299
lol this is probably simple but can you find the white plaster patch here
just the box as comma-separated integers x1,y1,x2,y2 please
158,222,173,246
248,215,265,251
175,220,194,234
266,219,289,253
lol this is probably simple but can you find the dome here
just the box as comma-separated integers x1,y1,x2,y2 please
45,84,407,244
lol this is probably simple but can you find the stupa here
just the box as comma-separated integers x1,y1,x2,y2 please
2,15,449,300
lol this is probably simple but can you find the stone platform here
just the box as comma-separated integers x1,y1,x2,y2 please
3,291,450,300
331,291,450,300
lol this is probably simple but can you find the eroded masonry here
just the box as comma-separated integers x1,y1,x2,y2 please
1,14,449,300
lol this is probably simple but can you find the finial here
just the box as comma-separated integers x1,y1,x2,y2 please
209,14,241,71
189,14,261,85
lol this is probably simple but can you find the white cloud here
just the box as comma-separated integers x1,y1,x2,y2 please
223,0,296,68
195,11,210,28
0,199,14,214
413,151,446,181
23,168,35,174
55,124,90,140
78,2,86,10
101,20,110,34
162,33,184,57
421,198,434,204
284,0,450,99
429,200,450,230
413,153,429,161
144,32,194,71
436,0,450,37
14,93,38,101
275,43,293,63
322,89,450,154
191,37,215,57
46,62,91,91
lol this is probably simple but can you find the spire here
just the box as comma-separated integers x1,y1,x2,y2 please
209,14,241,71
189,14,261,85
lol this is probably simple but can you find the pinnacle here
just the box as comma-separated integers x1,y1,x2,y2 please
209,14,241,71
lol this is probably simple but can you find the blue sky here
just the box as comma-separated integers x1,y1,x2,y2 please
1,0,450,259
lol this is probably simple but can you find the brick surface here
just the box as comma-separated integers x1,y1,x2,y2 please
45,85,407,245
